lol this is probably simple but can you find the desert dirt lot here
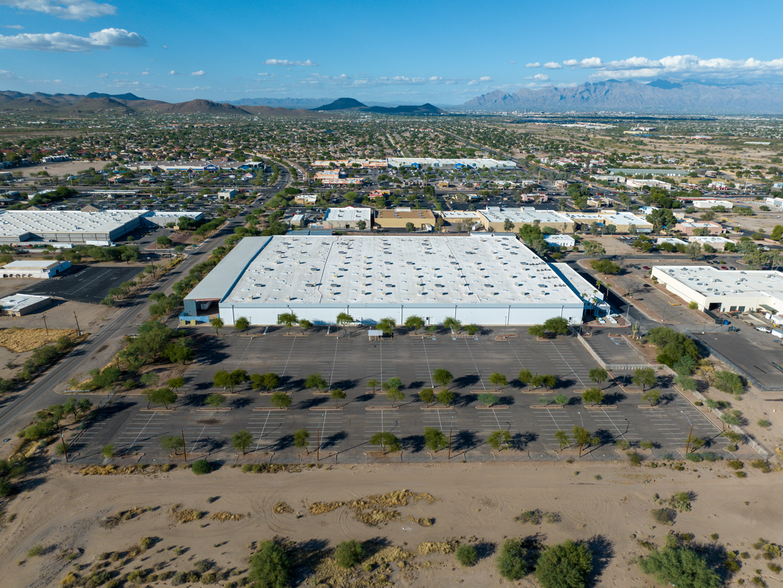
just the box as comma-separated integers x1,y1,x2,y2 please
0,461,780,588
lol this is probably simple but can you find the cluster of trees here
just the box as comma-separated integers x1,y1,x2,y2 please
117,322,195,375
528,317,570,339
590,259,621,274
519,223,548,256
148,292,183,319
14,335,75,386
496,537,594,588
18,397,93,444
646,327,700,368
171,242,235,299
0,456,26,498
194,215,227,238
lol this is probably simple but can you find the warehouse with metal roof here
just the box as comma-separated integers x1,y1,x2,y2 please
0,209,148,245
184,234,586,327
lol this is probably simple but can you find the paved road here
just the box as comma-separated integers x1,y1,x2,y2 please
0,172,290,440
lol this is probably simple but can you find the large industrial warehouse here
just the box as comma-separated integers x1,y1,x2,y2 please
184,234,586,326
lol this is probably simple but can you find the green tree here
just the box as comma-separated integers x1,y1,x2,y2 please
252,372,281,391
478,392,499,407
518,368,533,387
443,317,462,333
571,426,597,454
367,378,379,393
205,393,226,408
293,429,310,453
404,315,425,334
504,218,516,232
433,368,453,388
235,316,250,331
210,317,224,336
588,367,608,389
488,372,508,390
305,373,328,392
248,541,290,588
383,377,402,391
583,240,606,259
437,389,455,407
145,387,177,409
166,377,185,393
632,367,657,392
535,540,593,588
369,431,400,453
277,312,298,335
496,538,530,581
335,540,364,569
554,430,570,449
232,430,253,455
646,208,677,233
582,387,604,406
377,317,396,336
405,221,415,232
638,546,721,588
641,389,661,406
336,312,354,334
419,387,435,406
386,387,404,407
320,384,341,406
160,435,184,455
102,444,115,459
271,391,292,409
424,427,448,451
298,318,313,334
714,370,745,395
543,317,569,336
529,324,547,339
488,430,512,450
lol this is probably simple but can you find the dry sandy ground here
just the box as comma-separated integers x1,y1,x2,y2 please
0,461,780,588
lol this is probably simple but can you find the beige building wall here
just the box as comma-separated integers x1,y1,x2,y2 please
374,209,436,229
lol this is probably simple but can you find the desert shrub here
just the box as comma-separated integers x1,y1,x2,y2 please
757,419,771,428
195,560,213,573
751,460,771,473
727,460,743,470
455,544,478,567
139,537,154,552
736,471,747,478
628,452,643,466
191,459,212,475
496,538,530,581
535,539,593,588
639,546,721,588
686,453,703,463
248,541,289,588
652,509,674,525
334,540,364,569
171,572,187,585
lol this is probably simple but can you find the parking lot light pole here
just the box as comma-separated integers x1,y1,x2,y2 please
182,417,196,463
578,412,584,457
448,415,454,459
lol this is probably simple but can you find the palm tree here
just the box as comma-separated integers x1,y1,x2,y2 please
277,312,298,335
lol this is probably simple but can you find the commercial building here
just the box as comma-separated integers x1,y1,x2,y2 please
652,265,783,313
608,168,689,177
561,211,652,233
312,159,387,168
693,199,734,209
687,236,734,250
184,235,586,327
477,207,574,233
142,211,204,227
545,235,576,248
438,211,482,228
674,221,725,236
322,207,372,231
0,293,51,316
313,170,365,186
217,189,237,200
374,208,436,230
0,209,149,246
1,260,71,279
387,158,517,170
294,194,317,205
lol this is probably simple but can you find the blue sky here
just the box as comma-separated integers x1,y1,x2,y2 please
2,0,783,104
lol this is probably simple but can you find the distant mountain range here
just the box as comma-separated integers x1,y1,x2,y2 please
0,91,325,117
459,79,783,114
312,97,445,115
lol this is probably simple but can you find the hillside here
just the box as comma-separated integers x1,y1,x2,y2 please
312,97,367,111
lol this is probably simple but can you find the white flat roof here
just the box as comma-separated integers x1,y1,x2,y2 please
687,236,733,244
0,293,49,312
144,211,204,219
657,238,687,245
440,211,481,219
388,157,517,168
217,235,583,307
562,211,653,227
323,207,371,222
3,260,65,269
552,263,603,301
655,265,783,298
0,209,146,236
480,207,572,225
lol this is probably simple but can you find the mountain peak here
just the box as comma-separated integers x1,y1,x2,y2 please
313,97,367,111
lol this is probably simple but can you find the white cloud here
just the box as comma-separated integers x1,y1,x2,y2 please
0,27,145,51
0,68,21,80
169,70,178,75
257,72,269,76
141,70,149,75
0,0,116,20
509,60,516,64
96,72,107,78
264,58,318,67
176,86,211,91
553,54,783,80
524,73,549,81
543,62,562,69
3,24,24,29
525,62,540,68
191,70,205,76
479,76,492,81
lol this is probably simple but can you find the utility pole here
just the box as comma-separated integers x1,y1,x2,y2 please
73,311,81,335
448,415,454,459
61,432,68,463
182,429,187,462
43,314,49,335
682,411,693,455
